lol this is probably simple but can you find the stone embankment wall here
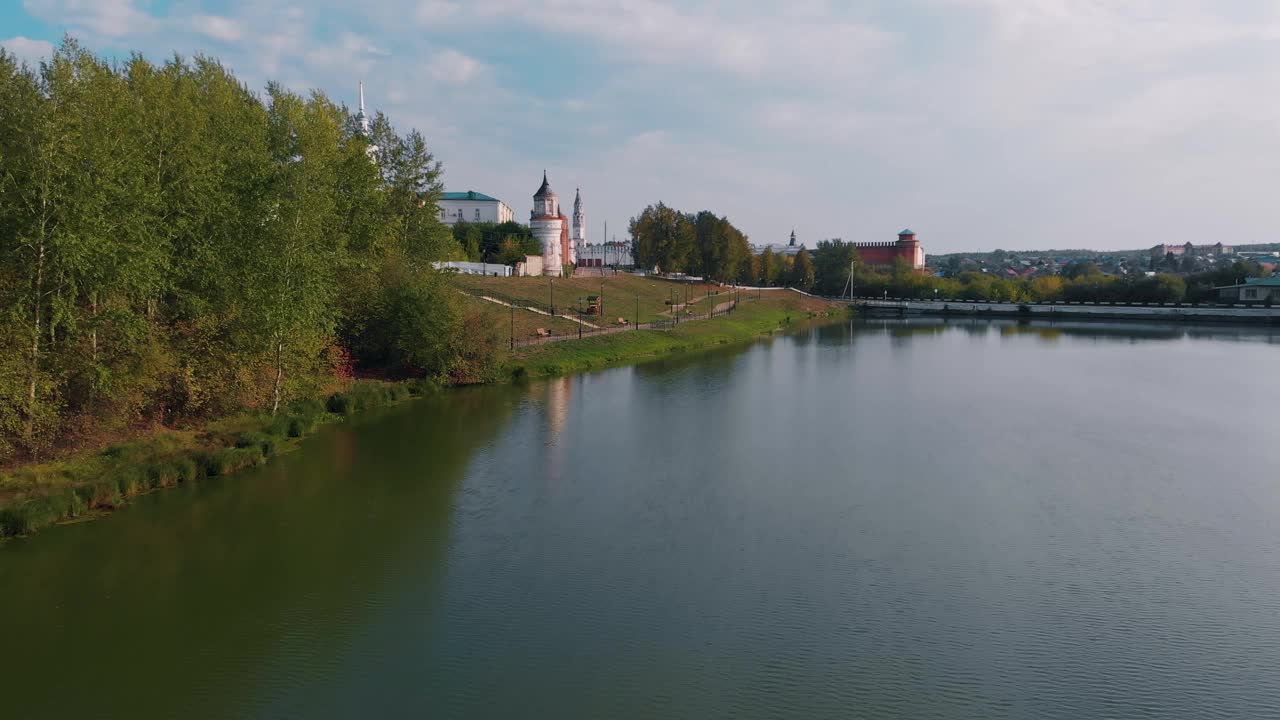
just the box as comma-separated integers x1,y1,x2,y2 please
853,298,1280,324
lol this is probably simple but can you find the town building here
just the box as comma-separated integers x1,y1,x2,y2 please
1150,242,1233,260
853,229,926,269
1215,276,1280,303
578,240,633,268
753,230,806,257
438,191,515,226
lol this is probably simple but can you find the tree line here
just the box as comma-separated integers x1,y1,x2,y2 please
0,39,498,461
808,240,1272,304
451,220,542,264
628,203,816,289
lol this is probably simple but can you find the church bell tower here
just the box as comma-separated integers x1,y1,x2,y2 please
571,189,585,265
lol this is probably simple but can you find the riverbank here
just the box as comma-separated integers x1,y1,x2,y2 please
854,297,1280,324
1,292,844,539
504,291,841,378
0,380,436,538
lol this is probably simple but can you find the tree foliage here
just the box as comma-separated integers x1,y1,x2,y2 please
0,39,484,460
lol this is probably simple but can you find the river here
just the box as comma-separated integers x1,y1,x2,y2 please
4,318,1280,719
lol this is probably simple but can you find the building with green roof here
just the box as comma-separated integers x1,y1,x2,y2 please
438,190,513,225
1215,275,1280,302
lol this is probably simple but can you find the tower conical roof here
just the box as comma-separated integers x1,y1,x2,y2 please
534,171,557,199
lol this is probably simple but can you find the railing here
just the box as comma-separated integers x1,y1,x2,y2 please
505,298,740,348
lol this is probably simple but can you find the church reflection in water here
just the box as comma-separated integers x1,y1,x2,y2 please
542,377,573,485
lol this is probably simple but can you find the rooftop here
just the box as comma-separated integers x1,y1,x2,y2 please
441,191,500,202
1216,275,1280,289
534,171,557,199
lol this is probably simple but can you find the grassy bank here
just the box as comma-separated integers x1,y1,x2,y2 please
506,291,843,378
454,272,733,326
0,380,435,538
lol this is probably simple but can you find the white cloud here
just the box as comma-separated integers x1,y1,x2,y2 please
190,15,243,43
426,49,482,85
0,36,54,64
11,0,1280,251
23,0,159,38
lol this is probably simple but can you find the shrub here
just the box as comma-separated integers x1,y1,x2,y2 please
326,393,350,414
174,457,198,483
145,461,177,489
81,477,122,509
113,468,148,498
234,432,276,459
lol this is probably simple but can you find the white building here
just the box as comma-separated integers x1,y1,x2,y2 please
752,229,806,257
438,191,515,226
432,260,512,277
577,241,633,268
531,172,566,276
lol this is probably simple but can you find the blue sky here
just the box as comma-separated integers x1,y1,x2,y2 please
4,0,1279,253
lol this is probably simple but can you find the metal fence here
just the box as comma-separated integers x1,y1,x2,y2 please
507,298,740,348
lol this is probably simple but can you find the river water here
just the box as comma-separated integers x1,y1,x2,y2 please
4,319,1280,719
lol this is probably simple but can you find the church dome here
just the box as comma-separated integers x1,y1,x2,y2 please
534,171,558,200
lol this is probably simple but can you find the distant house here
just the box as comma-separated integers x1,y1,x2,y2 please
1215,276,1280,302
1151,242,1232,260
438,191,514,226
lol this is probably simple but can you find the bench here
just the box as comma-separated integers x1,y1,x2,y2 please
532,327,550,337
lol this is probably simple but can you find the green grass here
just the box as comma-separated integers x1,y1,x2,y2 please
507,292,845,378
454,273,731,325
0,379,437,539
466,293,582,339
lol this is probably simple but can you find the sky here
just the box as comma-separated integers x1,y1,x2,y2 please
3,0,1279,254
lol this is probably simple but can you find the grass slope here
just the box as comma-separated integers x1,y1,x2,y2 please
454,272,734,326
507,291,842,378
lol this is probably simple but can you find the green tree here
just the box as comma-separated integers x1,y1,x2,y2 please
629,203,693,273
812,239,863,296
760,247,780,286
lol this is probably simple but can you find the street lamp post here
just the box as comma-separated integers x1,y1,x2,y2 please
510,304,514,349
549,276,555,316
635,295,639,329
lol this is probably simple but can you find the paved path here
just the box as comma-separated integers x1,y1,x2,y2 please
472,293,602,329
460,290,741,347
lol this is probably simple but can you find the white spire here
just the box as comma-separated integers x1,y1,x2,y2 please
356,81,371,138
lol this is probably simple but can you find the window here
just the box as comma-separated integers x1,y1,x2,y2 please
475,208,481,221
1244,289,1258,300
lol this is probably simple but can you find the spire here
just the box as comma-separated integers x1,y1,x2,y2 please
535,170,555,199
574,187,582,213
790,229,796,247
356,82,371,137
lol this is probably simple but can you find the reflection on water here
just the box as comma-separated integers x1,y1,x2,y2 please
4,319,1280,719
